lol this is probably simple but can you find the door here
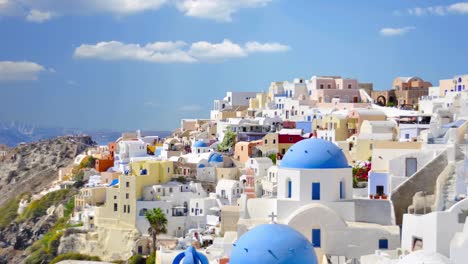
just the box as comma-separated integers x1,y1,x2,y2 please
376,185,384,196
312,182,320,200
312,229,321,248
405,158,417,177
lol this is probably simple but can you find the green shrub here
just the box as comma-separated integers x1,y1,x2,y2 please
129,254,146,264
80,156,96,169
217,130,236,152
0,197,20,229
20,189,72,221
146,252,155,264
25,244,52,264
50,253,101,264
268,153,277,165
47,232,63,256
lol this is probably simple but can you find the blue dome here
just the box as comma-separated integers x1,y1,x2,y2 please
280,138,349,169
193,141,208,148
230,224,318,264
172,246,209,264
198,164,205,168
208,153,223,163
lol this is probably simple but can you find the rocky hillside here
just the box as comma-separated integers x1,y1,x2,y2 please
0,136,94,207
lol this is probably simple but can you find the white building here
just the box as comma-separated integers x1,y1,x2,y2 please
238,138,400,263
137,181,208,237
244,157,273,178
216,179,243,205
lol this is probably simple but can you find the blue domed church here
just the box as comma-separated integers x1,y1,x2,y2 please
237,138,400,263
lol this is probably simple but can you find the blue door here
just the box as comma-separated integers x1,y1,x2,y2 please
312,182,320,200
312,229,321,248
287,180,292,198
340,181,344,199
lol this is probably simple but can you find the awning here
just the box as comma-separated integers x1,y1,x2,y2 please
109,179,119,187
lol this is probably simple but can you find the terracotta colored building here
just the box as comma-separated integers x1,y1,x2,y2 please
95,142,116,172
371,76,432,107
234,140,262,163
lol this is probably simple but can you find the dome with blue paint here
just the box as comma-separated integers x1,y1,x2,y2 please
172,246,209,264
193,141,208,148
230,224,318,264
208,153,223,163
280,138,349,169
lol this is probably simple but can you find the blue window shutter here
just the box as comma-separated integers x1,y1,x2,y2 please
312,229,321,248
312,182,320,200
379,239,388,249
288,180,292,198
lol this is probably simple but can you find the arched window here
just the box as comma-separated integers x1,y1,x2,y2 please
139,208,148,216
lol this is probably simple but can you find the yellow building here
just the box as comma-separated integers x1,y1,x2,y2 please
95,160,174,228
75,187,107,212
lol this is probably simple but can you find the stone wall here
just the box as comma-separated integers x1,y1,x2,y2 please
391,151,448,225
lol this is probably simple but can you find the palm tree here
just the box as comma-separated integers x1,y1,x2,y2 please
145,208,168,257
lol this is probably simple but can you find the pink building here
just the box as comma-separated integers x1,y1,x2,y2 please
309,76,363,103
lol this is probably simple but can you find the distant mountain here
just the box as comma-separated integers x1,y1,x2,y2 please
0,121,172,147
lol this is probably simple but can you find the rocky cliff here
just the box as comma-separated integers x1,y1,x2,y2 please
0,136,94,207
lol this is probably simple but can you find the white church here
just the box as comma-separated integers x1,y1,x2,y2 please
237,138,400,263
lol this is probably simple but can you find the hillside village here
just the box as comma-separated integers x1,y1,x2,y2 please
2,74,468,264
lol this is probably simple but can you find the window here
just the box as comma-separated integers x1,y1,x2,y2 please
327,84,331,89
126,193,129,199
340,181,344,199
169,188,173,193
200,209,203,214
128,205,130,214
273,139,276,144
126,182,129,188
191,208,194,213
320,84,324,89
265,139,268,144
123,205,127,213
312,229,321,247
114,195,117,199
114,203,118,212
348,84,352,89
312,182,320,200
287,180,292,198
379,239,388,249
167,167,170,173
289,137,293,142
405,134,410,139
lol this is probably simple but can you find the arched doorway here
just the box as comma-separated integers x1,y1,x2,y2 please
376,96,386,106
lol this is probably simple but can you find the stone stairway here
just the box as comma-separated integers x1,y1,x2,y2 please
441,166,457,210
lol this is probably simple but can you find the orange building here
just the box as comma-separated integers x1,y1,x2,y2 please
95,142,116,172
234,140,262,163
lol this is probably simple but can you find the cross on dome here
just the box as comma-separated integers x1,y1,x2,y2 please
269,212,277,224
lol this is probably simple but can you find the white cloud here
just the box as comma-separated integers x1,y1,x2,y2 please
74,41,196,63
189,39,246,60
26,9,55,22
380,26,415,37
405,2,468,16
175,0,271,22
1,0,272,22
74,39,289,63
245,41,290,53
179,104,202,112
0,61,46,81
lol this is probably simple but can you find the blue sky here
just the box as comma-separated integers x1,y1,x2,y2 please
0,0,467,131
